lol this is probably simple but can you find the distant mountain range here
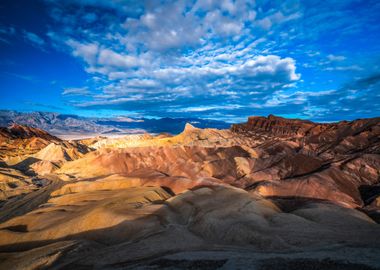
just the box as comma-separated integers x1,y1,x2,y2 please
0,110,230,135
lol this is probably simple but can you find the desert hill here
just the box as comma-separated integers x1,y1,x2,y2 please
0,123,60,141
0,123,61,160
0,116,379,269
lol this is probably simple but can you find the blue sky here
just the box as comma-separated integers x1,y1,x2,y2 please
0,0,380,122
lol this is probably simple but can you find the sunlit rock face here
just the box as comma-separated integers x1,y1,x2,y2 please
0,116,380,269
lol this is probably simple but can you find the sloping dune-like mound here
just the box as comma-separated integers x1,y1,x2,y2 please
10,141,91,176
0,186,379,269
0,167,34,201
58,145,251,180
33,142,87,162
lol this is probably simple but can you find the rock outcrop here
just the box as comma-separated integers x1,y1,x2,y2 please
0,124,61,162
230,115,380,208
0,123,60,141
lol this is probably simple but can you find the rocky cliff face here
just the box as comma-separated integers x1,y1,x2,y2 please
233,114,380,139
232,114,317,136
230,115,380,209
231,114,380,162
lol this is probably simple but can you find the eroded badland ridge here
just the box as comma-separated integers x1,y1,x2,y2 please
0,115,379,269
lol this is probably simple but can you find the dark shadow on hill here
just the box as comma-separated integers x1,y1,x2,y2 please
258,257,379,270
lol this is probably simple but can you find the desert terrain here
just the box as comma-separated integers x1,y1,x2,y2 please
0,115,379,269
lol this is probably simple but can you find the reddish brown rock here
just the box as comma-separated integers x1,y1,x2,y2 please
0,123,60,142
0,124,61,161
230,115,380,208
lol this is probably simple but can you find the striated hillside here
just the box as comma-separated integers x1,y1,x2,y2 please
0,116,379,269
0,123,60,141
229,115,380,209
0,124,62,161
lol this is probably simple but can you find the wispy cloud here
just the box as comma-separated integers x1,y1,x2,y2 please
324,65,363,71
62,87,90,96
327,54,346,62
23,31,45,48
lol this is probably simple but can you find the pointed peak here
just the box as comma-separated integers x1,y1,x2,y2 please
184,123,197,131
9,122,21,128
268,114,278,120
8,123,26,131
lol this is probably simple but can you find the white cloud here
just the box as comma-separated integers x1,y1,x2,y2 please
219,20,243,35
122,1,205,51
77,95,144,107
242,55,300,81
170,104,243,112
221,0,237,14
141,13,156,28
67,40,98,65
327,54,346,61
271,11,302,24
324,65,363,71
204,10,243,35
62,87,90,96
262,89,336,108
257,11,302,30
125,79,159,88
257,17,272,30
98,49,140,68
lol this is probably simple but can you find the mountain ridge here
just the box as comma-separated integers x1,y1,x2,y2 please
0,110,230,136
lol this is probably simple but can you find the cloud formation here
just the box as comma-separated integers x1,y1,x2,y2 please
39,0,380,121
